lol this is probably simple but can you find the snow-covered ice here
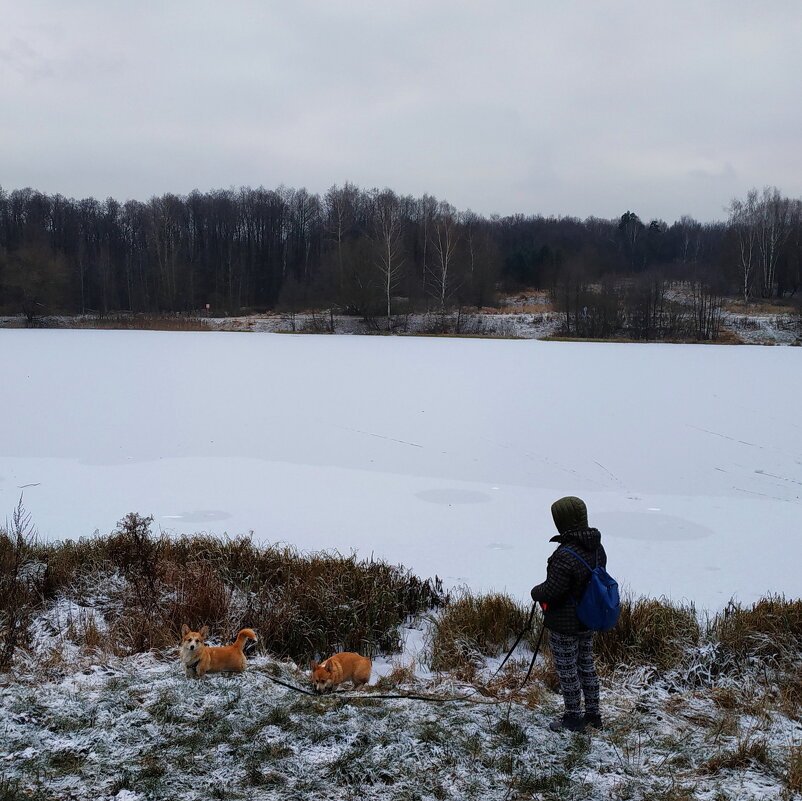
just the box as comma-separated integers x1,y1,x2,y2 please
1,329,800,612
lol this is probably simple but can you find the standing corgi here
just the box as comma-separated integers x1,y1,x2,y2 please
310,652,371,693
180,625,257,678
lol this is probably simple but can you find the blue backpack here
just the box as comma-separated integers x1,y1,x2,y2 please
561,547,620,632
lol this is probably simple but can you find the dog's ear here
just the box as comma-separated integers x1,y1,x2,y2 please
310,660,318,670
199,625,209,640
181,624,189,637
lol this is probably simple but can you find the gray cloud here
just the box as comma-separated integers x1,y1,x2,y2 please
1,0,800,222
0,36,54,79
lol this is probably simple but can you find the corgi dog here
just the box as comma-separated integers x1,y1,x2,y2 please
180,625,257,678
310,652,371,694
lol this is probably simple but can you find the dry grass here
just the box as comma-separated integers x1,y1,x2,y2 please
595,595,700,671
428,590,539,674
0,509,446,668
723,298,797,315
65,609,105,652
485,304,548,315
525,660,561,694
498,290,551,307
77,314,212,331
712,596,802,670
708,710,742,740
545,332,745,345
374,665,417,691
779,669,802,720
710,328,745,345
0,501,44,669
698,736,771,775
517,678,553,709
710,686,741,711
787,744,802,794
663,694,688,716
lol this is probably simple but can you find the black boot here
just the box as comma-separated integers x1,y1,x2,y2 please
548,713,585,733
583,712,603,730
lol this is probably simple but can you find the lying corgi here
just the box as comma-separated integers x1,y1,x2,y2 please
310,652,371,694
180,625,257,678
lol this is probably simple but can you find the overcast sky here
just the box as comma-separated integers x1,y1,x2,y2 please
2,1,800,223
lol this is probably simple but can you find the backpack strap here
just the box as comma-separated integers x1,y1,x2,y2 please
560,547,597,571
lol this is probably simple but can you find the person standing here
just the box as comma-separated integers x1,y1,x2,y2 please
530,496,605,733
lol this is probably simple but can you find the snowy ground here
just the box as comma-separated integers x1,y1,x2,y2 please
721,310,801,346
2,627,800,801
1,330,801,613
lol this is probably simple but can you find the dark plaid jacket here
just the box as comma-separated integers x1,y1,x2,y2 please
530,528,606,635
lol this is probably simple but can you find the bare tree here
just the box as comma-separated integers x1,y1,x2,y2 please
460,210,499,308
2,237,69,324
728,190,759,304
782,199,802,297
146,194,187,310
624,269,669,339
552,265,574,335
290,188,321,286
755,187,791,298
429,201,461,315
618,211,645,270
416,194,438,304
730,187,793,301
689,271,724,340
371,189,405,331
323,183,360,293
675,215,703,264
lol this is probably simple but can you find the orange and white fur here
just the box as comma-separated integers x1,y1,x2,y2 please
311,652,371,694
180,625,257,678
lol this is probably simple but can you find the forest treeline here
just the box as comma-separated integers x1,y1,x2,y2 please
0,183,800,336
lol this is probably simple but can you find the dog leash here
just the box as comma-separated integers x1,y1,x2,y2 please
258,669,525,705
261,673,320,696
254,605,549,704
260,671,474,702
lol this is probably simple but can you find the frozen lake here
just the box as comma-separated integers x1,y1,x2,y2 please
1,329,800,611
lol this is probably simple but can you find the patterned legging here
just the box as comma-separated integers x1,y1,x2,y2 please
547,630,600,715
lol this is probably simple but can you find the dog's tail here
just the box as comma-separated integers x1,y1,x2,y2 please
233,628,257,650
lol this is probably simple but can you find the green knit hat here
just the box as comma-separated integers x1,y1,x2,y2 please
551,496,588,534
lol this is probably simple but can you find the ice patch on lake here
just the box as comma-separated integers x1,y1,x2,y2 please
597,511,714,541
415,488,491,504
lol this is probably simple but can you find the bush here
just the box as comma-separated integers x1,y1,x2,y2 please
712,595,802,670
0,500,44,669
242,544,446,660
428,590,538,673
78,313,210,331
0,509,447,665
595,595,700,671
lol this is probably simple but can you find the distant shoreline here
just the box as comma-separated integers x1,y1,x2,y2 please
1,301,799,346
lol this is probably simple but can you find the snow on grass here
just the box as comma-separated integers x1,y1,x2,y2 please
2,639,801,801
1,571,800,801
